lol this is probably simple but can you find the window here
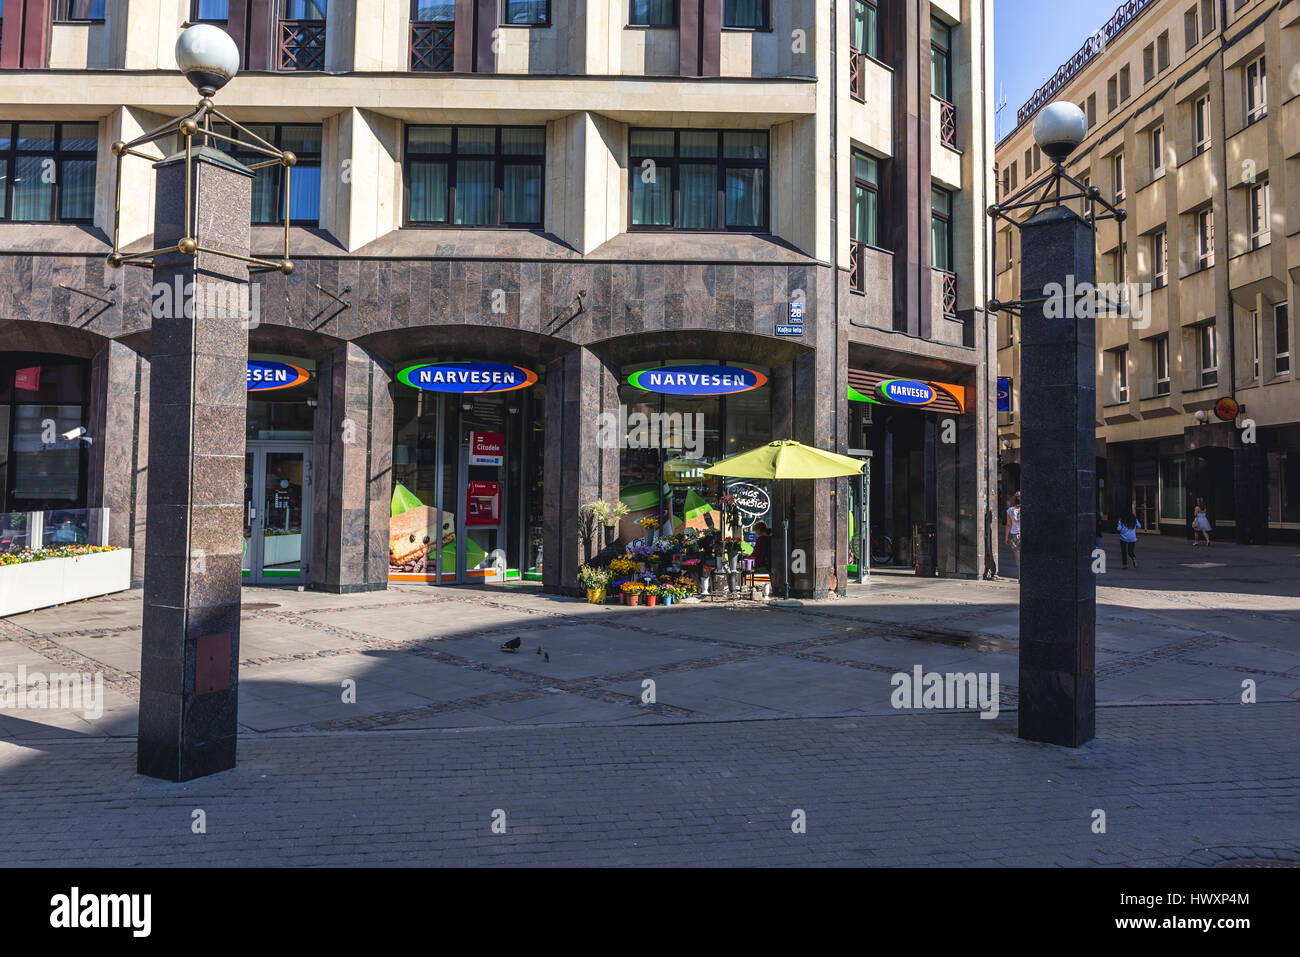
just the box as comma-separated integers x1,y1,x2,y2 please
1151,125,1165,176
1251,309,1260,378
0,122,96,223
1086,93,1097,128
1185,5,1199,51
1143,44,1155,84
1107,75,1118,113
1199,322,1218,387
1119,65,1131,103
1152,230,1167,288
931,18,952,102
1200,0,1214,32
212,123,321,224
629,129,769,231
413,0,454,18
630,0,675,26
1032,145,1041,173
1160,457,1185,520
1118,241,1127,284
1194,95,1211,154
1023,148,1032,177
1154,336,1170,395
724,0,768,30
54,0,105,19
504,0,549,25
851,151,879,249
1113,152,1125,200
281,0,325,17
1157,31,1169,72
1276,302,1291,376
1113,348,1129,403
405,126,544,227
1245,55,1267,122
191,0,229,21
1196,207,1214,269
852,0,879,60
1,356,91,513
1249,180,1270,248
931,186,953,271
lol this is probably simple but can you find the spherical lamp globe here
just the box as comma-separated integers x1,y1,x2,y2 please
175,24,240,97
1032,101,1087,163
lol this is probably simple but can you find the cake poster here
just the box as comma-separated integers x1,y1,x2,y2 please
388,483,486,582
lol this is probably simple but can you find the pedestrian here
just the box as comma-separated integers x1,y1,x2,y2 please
1116,509,1140,568
1004,492,1021,580
1192,497,1212,546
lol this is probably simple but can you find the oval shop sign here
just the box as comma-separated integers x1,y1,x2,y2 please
247,360,309,392
628,365,768,396
398,362,538,394
879,378,936,406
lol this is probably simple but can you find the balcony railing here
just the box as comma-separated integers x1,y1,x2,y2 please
938,98,957,149
849,48,865,101
279,19,326,71
850,240,866,292
939,269,957,316
410,20,455,72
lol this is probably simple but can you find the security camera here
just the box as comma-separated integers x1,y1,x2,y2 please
60,427,94,445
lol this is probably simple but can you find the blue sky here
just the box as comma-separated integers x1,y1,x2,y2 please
994,0,1125,141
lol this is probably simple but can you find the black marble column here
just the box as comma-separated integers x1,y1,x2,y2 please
137,148,253,781
88,339,149,584
1017,205,1096,747
1233,441,1268,545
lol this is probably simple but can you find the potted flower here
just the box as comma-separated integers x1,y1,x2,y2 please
644,583,660,607
577,564,612,604
610,555,638,579
620,581,644,606
629,542,654,573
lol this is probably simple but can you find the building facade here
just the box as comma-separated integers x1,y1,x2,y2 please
0,0,994,598
996,0,1300,543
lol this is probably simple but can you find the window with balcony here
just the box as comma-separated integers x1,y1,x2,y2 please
629,129,768,232
630,1,675,26
1245,55,1267,123
724,1,768,30
1152,229,1167,288
1195,206,1214,269
405,126,544,227
191,0,229,22
1193,94,1210,154
1153,335,1170,396
931,18,951,102
1276,302,1291,376
850,151,879,292
0,122,96,223
852,0,879,60
1249,180,1270,249
1151,124,1165,177
279,0,327,71
411,1,455,71
212,122,321,224
54,1,105,20
1199,322,1218,387
931,186,953,273
505,1,549,25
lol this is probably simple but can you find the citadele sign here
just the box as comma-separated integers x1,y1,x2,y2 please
469,431,505,466
879,378,936,406
629,365,768,396
247,360,309,392
399,362,538,394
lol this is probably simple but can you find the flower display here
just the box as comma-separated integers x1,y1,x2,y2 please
619,581,644,595
637,516,660,530
0,545,119,567
609,556,639,576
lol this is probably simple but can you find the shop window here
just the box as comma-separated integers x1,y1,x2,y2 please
0,122,97,223
406,126,545,227
2,356,90,514
931,186,953,272
212,122,321,225
505,0,549,25
54,0,105,20
630,0,675,26
1159,458,1185,520
629,128,769,232
931,17,951,103
191,0,229,22
1275,302,1290,376
724,0,768,30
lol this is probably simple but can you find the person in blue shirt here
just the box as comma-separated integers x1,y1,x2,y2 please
1117,509,1141,569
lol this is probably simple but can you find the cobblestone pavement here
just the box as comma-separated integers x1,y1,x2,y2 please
1,534,1296,865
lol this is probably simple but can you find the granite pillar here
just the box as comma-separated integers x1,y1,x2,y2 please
137,148,253,781
542,347,619,597
1233,441,1268,545
311,342,393,593
1017,205,1096,747
87,339,149,584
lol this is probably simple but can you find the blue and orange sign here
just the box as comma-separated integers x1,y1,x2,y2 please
247,361,308,392
879,379,937,406
629,365,768,396
398,362,538,394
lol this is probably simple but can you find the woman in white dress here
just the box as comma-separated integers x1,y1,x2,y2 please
1192,497,1212,546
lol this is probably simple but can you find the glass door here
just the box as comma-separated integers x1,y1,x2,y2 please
243,443,312,583
1134,483,1157,535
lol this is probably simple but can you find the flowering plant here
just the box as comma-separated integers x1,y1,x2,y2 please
620,581,644,595
637,516,660,530
609,556,639,576
0,545,119,567
577,565,612,590
628,543,654,561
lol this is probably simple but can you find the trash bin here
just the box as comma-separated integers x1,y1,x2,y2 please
913,523,937,577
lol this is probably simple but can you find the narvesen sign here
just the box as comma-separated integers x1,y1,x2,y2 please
399,362,538,394
879,378,936,407
629,365,768,396
247,360,309,392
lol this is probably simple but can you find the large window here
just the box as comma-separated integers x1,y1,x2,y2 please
1,356,90,513
0,122,96,223
1245,55,1266,122
630,0,675,25
213,123,321,225
852,151,879,248
852,0,879,59
54,0,105,19
505,0,549,25
931,17,951,102
724,0,768,29
406,126,545,227
191,0,229,21
931,186,953,271
629,129,769,232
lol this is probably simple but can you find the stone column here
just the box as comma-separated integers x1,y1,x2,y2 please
87,339,149,584
311,342,393,593
542,347,619,597
1017,205,1096,748
1233,441,1268,545
137,148,253,781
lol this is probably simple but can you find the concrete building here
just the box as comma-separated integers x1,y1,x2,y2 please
996,0,1300,543
0,0,994,598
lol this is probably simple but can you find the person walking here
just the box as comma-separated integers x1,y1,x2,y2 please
1192,497,1212,546
1116,509,1141,568
1004,492,1021,581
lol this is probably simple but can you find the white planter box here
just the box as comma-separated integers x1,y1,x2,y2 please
0,549,132,617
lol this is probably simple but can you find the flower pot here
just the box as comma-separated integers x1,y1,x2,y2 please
646,595,658,607
586,587,605,604
627,594,641,606
663,595,673,606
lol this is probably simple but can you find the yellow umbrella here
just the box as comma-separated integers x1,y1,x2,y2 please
704,441,866,600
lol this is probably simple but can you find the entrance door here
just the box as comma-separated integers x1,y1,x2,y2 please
243,442,312,584
1134,482,1157,534
848,452,871,583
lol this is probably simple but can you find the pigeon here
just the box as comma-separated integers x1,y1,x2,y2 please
544,652,550,662
501,636,521,653
536,646,542,655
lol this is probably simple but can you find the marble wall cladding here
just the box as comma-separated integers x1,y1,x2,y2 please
88,339,149,580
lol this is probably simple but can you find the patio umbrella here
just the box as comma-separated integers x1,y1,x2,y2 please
703,440,866,599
